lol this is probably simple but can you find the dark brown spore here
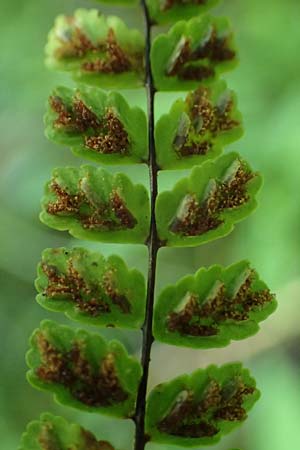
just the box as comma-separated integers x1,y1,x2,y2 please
80,429,115,450
158,377,255,438
167,293,218,337
85,109,129,155
170,162,254,237
49,94,130,155
166,26,235,81
81,28,142,75
193,29,235,63
170,194,222,237
103,269,132,314
173,87,239,158
167,273,275,337
46,177,137,231
36,334,128,407
42,257,132,316
110,190,137,229
55,27,99,60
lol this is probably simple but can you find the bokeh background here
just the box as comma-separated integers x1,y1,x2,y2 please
1,0,300,449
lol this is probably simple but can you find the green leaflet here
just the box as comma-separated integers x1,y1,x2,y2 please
40,165,150,244
145,363,260,446
147,0,220,25
45,9,145,89
26,320,141,418
156,152,262,247
155,81,243,169
19,412,115,450
35,247,146,329
154,260,277,348
45,85,148,165
151,15,237,91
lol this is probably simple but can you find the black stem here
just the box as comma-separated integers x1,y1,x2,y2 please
133,2,160,450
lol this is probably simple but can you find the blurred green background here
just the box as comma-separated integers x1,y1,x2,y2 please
1,0,300,449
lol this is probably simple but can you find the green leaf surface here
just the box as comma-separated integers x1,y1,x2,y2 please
26,320,141,418
45,85,148,165
35,247,146,329
147,0,220,25
145,363,260,446
154,260,277,348
19,412,115,450
156,153,262,247
40,165,150,244
155,81,243,169
45,9,145,88
151,15,237,91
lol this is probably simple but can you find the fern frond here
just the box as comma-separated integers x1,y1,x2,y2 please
147,0,220,24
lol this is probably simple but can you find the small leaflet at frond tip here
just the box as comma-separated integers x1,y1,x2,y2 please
145,363,260,446
155,80,243,169
40,165,150,244
45,9,145,88
36,247,146,329
26,320,142,418
19,412,115,450
45,85,148,165
154,260,277,348
147,0,220,24
151,15,237,91
156,152,263,247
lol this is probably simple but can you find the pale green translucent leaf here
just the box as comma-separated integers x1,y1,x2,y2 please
155,81,243,169
151,15,237,91
154,260,277,348
156,153,262,247
45,85,148,165
35,247,146,329
45,9,144,88
19,412,115,450
26,320,141,418
145,363,260,446
40,166,150,244
147,0,220,25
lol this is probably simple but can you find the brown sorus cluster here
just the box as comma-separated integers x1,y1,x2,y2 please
158,378,255,438
42,257,132,316
167,273,274,337
47,180,137,231
82,29,132,74
56,25,142,75
174,87,239,157
160,0,207,12
85,109,129,155
49,94,130,155
167,27,235,80
38,423,115,450
36,333,128,407
170,162,254,236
